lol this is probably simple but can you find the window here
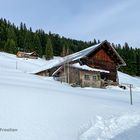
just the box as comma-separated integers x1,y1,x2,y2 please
84,75,90,80
93,76,97,80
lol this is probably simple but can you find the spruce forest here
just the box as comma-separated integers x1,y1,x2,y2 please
0,18,140,76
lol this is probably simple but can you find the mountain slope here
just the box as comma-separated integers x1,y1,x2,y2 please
0,52,140,140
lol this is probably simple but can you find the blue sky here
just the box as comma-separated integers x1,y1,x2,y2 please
0,0,140,47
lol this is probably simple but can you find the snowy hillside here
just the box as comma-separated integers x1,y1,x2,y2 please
118,71,140,87
0,52,140,140
0,52,63,73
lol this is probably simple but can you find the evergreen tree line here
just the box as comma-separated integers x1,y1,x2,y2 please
114,43,140,76
0,18,140,76
0,18,95,60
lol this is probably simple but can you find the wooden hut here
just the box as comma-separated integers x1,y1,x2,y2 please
33,40,126,87
16,51,38,59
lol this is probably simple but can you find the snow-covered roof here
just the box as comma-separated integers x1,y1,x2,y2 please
72,63,110,73
25,52,34,55
63,40,126,66
30,57,65,74
63,43,101,62
51,63,109,77
32,42,102,74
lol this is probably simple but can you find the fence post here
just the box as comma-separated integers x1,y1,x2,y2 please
130,84,133,105
16,61,18,70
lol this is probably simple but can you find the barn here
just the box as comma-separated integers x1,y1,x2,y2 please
33,40,126,88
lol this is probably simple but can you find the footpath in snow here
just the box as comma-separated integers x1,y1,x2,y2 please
79,114,140,140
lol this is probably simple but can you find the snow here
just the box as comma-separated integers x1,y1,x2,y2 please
0,52,62,73
72,63,110,73
112,123,140,140
118,71,140,87
79,114,140,140
31,57,64,74
0,52,140,140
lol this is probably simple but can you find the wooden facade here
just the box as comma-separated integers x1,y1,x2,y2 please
53,66,102,88
36,70,49,76
79,70,101,87
80,42,121,85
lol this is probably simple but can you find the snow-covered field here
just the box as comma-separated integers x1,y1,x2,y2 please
0,52,140,140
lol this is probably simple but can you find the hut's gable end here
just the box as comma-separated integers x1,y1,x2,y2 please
84,46,118,82
91,49,114,63
86,42,124,68
82,47,117,72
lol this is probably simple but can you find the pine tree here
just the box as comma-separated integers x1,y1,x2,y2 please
33,33,42,57
45,38,53,60
136,53,140,76
4,39,17,54
93,39,97,45
7,27,16,40
36,29,47,56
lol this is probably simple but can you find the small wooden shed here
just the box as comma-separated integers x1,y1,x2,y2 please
16,51,38,59
52,63,109,88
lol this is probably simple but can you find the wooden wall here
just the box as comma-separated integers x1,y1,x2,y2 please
79,71,101,88
36,70,49,76
92,49,114,63
82,47,118,82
